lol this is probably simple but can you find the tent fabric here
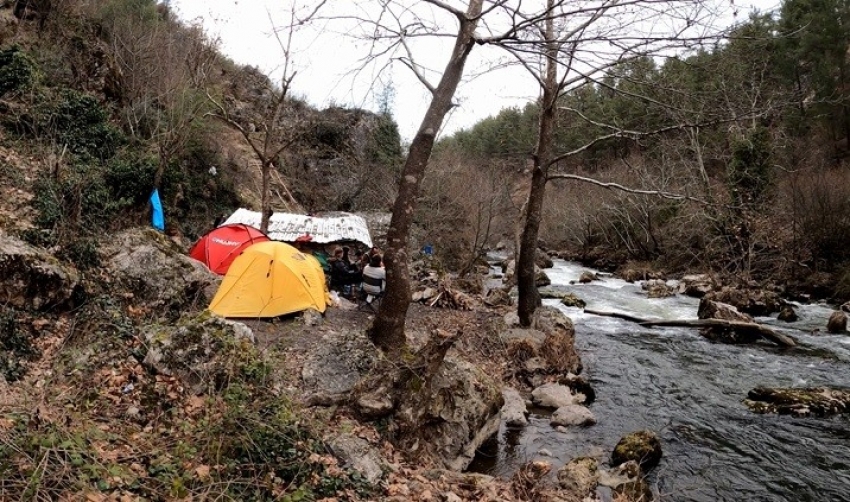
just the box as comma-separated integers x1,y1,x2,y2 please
189,224,270,275
209,241,328,318
149,189,165,231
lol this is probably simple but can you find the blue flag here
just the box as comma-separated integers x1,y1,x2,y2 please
149,189,165,231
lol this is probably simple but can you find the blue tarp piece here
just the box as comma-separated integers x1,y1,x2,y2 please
149,189,165,231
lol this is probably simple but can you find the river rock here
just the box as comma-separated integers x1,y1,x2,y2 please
536,249,554,269
642,279,675,299
142,312,256,394
560,293,587,308
679,274,713,298
827,311,847,333
559,374,595,403
697,298,753,322
604,461,652,502
777,304,798,322
532,383,576,408
0,231,81,310
501,387,529,426
744,386,850,416
103,228,218,312
326,433,384,484
579,271,598,283
557,457,599,499
611,430,662,472
550,404,596,426
532,306,582,374
704,287,781,316
302,330,377,403
537,269,552,287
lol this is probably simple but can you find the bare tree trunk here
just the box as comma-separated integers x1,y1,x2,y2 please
517,4,557,326
260,160,272,233
369,0,484,356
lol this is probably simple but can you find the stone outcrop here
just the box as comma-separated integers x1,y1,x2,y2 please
0,230,81,310
744,386,850,417
103,228,218,312
142,313,255,394
302,330,378,403
827,311,847,333
611,430,662,472
405,356,503,471
501,306,583,380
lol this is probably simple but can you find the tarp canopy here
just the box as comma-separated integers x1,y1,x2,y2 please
223,209,373,248
209,241,327,318
189,224,270,275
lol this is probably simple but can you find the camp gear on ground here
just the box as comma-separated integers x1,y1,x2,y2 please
209,241,327,318
189,224,270,275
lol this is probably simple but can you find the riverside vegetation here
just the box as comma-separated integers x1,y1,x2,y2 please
3,0,850,501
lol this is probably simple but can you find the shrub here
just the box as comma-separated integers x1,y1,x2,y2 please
0,46,38,98
36,90,124,160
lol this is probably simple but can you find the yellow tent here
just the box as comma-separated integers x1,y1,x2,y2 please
209,241,328,318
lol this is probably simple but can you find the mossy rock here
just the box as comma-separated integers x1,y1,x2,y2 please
611,430,662,472
560,293,586,309
744,387,850,417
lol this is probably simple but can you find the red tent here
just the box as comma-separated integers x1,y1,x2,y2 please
189,224,270,275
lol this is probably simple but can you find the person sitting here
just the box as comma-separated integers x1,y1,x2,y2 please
329,247,362,295
361,254,386,297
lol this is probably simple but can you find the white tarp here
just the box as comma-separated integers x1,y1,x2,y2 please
223,208,373,248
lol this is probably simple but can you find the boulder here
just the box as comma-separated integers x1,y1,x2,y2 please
536,249,554,269
302,330,377,402
560,293,586,309
501,387,529,426
142,313,256,394
103,228,218,312
704,287,781,316
557,457,599,500
578,271,597,284
550,405,596,426
744,386,850,417
326,434,384,484
532,306,582,374
611,430,662,472
536,269,552,287
679,274,713,298
405,356,503,471
0,231,81,310
777,304,798,323
697,298,753,322
827,311,847,333
484,287,513,307
532,383,576,409
642,279,675,299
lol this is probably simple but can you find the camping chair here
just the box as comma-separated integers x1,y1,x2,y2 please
357,275,385,313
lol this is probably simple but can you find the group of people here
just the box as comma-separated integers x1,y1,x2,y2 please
328,245,386,298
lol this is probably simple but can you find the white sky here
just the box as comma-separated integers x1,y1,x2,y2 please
170,0,781,142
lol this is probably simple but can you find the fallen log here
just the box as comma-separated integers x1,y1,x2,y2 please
584,309,796,347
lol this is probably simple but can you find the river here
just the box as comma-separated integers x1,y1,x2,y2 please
469,259,850,501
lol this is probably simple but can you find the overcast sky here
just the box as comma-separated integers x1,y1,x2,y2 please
170,0,781,142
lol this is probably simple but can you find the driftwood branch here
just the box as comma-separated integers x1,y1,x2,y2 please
584,309,797,347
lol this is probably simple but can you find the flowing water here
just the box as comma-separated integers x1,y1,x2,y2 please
470,259,850,501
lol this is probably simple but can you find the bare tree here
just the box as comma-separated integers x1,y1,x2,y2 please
350,0,485,356
206,5,320,232
472,0,728,324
